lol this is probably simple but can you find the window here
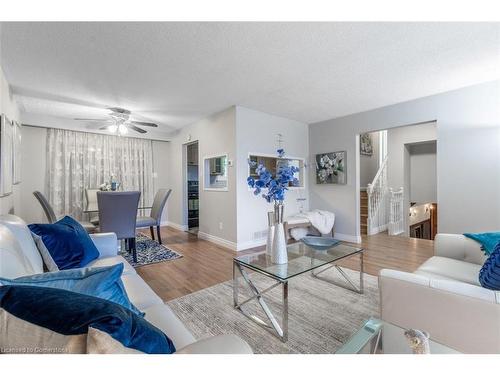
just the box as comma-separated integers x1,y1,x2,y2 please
203,154,228,191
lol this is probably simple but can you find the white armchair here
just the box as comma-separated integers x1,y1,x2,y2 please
379,233,500,354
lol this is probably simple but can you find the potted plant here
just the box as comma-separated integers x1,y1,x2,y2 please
247,149,299,264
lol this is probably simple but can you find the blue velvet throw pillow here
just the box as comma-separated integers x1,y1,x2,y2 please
0,263,143,316
0,285,176,354
479,242,500,290
29,216,99,270
463,232,500,256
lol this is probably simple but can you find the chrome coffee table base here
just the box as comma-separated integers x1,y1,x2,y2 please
311,251,364,294
233,251,364,343
233,262,289,342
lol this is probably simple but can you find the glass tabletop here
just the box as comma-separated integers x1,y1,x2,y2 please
336,317,460,354
234,240,363,281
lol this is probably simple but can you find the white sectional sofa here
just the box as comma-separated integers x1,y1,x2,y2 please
379,233,498,354
0,214,252,354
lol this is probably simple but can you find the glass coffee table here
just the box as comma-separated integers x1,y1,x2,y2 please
233,241,364,342
336,317,460,354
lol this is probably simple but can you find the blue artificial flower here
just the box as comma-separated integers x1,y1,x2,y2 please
255,179,265,188
247,149,301,204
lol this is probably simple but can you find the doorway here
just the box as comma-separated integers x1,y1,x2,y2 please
185,141,199,235
357,121,437,239
406,140,438,240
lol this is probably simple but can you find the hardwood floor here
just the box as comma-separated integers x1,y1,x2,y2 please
137,227,434,302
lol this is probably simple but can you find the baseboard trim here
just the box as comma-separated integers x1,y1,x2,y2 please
197,231,237,251
368,224,388,236
165,221,188,232
334,232,362,244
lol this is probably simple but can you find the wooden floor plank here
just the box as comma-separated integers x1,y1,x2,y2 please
137,227,434,302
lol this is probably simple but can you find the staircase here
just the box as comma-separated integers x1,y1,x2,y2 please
360,190,368,235
366,156,388,235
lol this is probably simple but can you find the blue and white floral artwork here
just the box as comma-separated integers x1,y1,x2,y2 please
315,151,346,184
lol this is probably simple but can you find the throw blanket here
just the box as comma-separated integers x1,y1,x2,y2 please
464,232,500,255
289,210,335,240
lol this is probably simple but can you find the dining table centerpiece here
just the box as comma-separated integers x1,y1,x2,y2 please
247,149,300,264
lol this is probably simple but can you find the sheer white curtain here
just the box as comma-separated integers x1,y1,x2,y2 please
46,128,154,219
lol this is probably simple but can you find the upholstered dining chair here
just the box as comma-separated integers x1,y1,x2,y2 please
84,188,100,225
32,191,97,233
97,191,141,263
136,188,172,244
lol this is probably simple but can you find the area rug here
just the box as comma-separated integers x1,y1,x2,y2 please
167,267,379,353
119,233,182,267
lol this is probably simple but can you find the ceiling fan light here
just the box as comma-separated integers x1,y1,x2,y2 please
107,124,118,133
118,124,128,135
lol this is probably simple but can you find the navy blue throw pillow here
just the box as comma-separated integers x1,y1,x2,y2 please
29,216,100,270
479,241,500,290
0,285,176,354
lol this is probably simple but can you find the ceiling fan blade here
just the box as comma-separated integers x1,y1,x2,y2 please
108,107,131,115
99,125,113,130
130,120,158,127
74,118,109,121
128,124,147,134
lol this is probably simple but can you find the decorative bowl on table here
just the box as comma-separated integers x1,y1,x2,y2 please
300,236,340,250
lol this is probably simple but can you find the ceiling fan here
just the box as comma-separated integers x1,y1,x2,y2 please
74,107,159,135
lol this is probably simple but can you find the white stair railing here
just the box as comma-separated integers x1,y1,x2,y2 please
388,187,404,236
366,157,388,235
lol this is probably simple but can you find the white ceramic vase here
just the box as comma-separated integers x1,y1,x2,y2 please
266,211,275,256
271,203,288,264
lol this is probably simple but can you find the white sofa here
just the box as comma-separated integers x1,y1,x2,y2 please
379,233,499,354
0,214,252,354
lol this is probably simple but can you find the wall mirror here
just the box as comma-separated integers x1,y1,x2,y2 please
248,154,305,188
204,154,228,191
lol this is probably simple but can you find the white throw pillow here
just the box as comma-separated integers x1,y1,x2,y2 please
31,233,59,272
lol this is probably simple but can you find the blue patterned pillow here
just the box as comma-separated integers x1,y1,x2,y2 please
29,216,99,270
479,242,500,290
0,263,143,316
0,285,175,354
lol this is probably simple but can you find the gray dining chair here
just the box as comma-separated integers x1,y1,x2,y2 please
32,191,97,233
85,188,100,225
97,191,141,263
136,188,172,244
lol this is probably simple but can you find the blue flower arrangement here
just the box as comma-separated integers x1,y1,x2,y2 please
247,149,300,203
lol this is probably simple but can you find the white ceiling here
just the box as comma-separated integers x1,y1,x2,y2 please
1,22,499,137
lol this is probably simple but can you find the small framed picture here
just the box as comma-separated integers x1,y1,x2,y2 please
360,133,373,156
13,121,22,185
0,114,13,196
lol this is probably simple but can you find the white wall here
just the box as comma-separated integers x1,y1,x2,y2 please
19,126,46,223
235,106,309,250
152,140,170,225
360,131,380,187
387,122,437,192
166,107,237,246
409,142,437,204
0,64,21,217
309,80,500,240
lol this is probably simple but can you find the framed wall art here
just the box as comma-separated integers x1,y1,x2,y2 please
315,151,346,184
0,114,13,196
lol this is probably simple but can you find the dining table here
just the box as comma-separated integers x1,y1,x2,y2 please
83,203,152,214
83,190,152,213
